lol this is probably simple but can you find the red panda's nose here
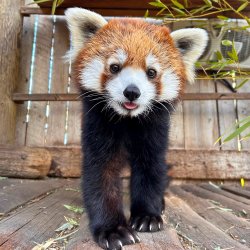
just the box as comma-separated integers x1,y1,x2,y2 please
123,84,141,102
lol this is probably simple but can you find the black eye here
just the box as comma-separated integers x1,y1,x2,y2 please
147,68,157,79
110,64,120,74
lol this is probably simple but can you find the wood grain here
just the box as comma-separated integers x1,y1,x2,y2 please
167,150,250,179
200,183,250,206
0,178,68,214
183,80,219,150
165,193,249,250
199,79,219,150
169,102,185,149
0,145,51,179
0,180,81,249
220,185,250,200
15,16,35,146
216,80,238,150
66,91,82,146
237,79,250,150
25,16,54,147
170,185,250,247
182,184,250,218
48,147,82,177
0,0,24,144
42,147,250,179
45,17,70,146
12,92,250,102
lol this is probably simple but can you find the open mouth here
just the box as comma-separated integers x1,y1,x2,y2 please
123,102,138,110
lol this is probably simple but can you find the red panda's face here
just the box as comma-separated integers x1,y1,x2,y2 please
66,8,208,117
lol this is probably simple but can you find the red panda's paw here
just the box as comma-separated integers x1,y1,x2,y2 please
130,215,163,232
96,225,140,250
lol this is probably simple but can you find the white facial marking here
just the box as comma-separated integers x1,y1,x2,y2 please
160,69,180,101
80,57,104,92
146,53,161,72
106,67,156,117
107,49,128,66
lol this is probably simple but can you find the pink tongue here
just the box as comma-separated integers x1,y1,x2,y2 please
123,102,138,110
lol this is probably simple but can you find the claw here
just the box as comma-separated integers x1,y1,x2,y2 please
105,240,109,249
138,224,144,231
128,234,135,244
118,240,123,248
134,234,141,243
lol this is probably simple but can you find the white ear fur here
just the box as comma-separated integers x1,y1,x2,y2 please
65,8,107,61
171,28,208,83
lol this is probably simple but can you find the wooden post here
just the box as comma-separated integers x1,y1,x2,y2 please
0,0,24,144
0,145,52,178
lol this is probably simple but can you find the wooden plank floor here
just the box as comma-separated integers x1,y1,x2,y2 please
0,178,250,250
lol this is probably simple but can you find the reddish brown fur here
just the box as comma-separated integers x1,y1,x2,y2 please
101,151,126,213
74,19,186,99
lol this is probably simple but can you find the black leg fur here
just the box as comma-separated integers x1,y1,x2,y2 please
125,110,170,232
81,93,172,249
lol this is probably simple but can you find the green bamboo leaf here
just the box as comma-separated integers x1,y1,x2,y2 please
216,71,231,77
55,222,74,232
234,79,248,89
223,121,250,142
171,0,185,9
57,0,64,6
190,5,208,14
217,15,229,20
238,116,250,126
203,0,212,7
183,0,188,8
52,0,57,14
195,61,202,67
221,40,232,46
214,135,222,145
30,0,52,4
171,6,186,15
144,9,149,18
237,1,249,12
240,25,250,30
215,51,223,60
231,41,239,61
156,7,167,16
64,216,79,226
215,116,250,145
241,133,250,141
64,204,84,214
149,1,167,8
227,51,237,61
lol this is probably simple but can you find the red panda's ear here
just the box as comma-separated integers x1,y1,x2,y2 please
65,8,107,61
170,28,208,83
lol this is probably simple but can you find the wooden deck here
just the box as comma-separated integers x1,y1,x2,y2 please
0,178,250,250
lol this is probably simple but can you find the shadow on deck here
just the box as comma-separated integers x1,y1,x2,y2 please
0,178,249,249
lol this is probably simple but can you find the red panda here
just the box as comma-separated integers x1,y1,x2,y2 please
65,8,208,250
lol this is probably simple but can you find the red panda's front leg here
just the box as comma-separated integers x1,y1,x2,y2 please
82,129,140,249
126,122,169,233
129,156,168,232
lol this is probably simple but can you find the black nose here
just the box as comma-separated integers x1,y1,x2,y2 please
123,84,141,101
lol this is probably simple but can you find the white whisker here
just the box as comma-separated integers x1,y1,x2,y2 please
86,100,106,115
